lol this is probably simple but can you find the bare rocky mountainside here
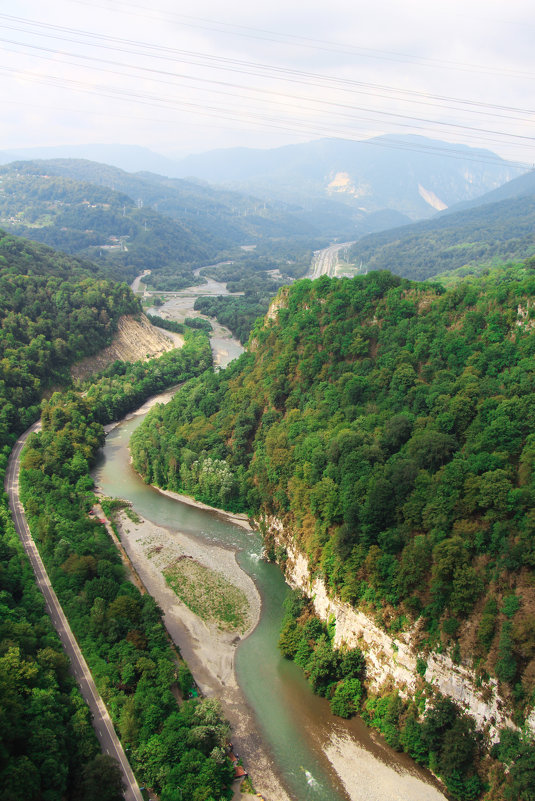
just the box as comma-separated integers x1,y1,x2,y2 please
71,314,183,380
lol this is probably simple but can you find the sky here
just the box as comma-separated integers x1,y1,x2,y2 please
1,0,534,165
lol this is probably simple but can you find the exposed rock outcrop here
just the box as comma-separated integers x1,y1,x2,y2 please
265,516,527,743
71,314,183,381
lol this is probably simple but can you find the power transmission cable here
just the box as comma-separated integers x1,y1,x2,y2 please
68,0,535,80
2,36,533,152
2,10,532,167
1,64,529,169
1,48,530,161
1,13,533,121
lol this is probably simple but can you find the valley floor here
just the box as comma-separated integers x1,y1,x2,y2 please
111,507,292,801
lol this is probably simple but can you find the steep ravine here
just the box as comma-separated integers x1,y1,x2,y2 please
96,402,449,801
265,516,528,743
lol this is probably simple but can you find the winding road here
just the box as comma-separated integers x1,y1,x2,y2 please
5,423,143,801
130,268,151,294
309,241,356,278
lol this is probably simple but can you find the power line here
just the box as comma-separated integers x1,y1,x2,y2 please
1,12,533,120
1,9,532,165
69,0,535,80
2,65,529,169
1,34,533,153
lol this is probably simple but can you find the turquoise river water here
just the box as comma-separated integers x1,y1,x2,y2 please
93,401,445,801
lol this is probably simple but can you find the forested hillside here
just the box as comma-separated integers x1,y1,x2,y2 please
132,265,535,729
0,501,105,800
0,228,233,799
0,232,138,798
6,156,405,242
0,163,225,285
443,168,535,215
0,230,139,449
3,158,322,246
18,338,233,801
172,135,522,219
348,194,535,280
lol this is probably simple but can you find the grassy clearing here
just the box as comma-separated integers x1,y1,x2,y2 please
124,506,142,524
163,556,249,632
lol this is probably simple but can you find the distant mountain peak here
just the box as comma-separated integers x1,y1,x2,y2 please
170,135,525,221
0,144,181,177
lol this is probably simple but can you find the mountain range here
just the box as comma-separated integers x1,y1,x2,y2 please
2,135,524,226
348,167,535,280
158,134,526,219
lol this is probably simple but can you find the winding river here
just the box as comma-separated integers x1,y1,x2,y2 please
94,405,446,801
94,269,446,801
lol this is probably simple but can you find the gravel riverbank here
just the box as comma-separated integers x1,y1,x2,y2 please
113,508,291,801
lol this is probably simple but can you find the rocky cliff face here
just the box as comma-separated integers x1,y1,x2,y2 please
71,314,183,380
265,516,526,743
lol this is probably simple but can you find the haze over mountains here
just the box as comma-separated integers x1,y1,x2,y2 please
1,135,525,229
1,134,531,298
348,166,535,280
0,158,326,288
171,135,524,219
441,166,535,215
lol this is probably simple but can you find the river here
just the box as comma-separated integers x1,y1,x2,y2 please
141,264,244,368
94,268,446,800
94,403,446,801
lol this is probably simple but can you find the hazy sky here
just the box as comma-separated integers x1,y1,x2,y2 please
1,0,534,164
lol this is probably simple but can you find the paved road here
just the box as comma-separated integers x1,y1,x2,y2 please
309,241,356,279
5,423,144,801
131,269,151,293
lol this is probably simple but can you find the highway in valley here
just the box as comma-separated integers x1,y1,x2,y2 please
130,268,151,293
5,423,144,801
309,241,356,278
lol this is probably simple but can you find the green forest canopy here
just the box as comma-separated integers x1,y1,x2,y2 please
0,232,139,799
348,194,535,281
0,166,223,285
132,264,535,716
17,338,232,801
0,229,139,450
0,229,232,800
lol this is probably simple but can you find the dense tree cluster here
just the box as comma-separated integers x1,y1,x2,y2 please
194,295,271,344
132,265,535,798
0,503,105,801
17,344,233,799
348,194,535,280
201,260,284,288
0,229,139,448
146,314,185,335
278,590,365,716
